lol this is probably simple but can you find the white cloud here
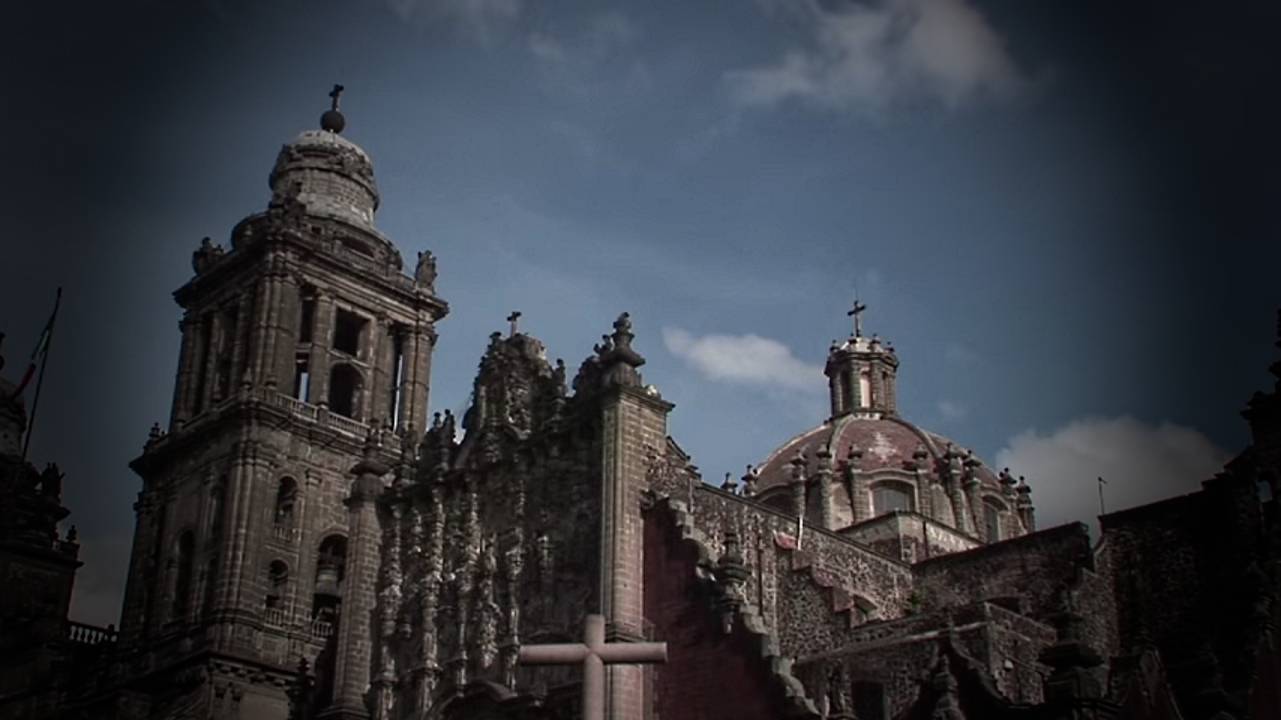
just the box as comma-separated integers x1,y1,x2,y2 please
385,0,521,43
528,11,637,66
995,416,1232,539
937,399,967,421
727,0,1024,113
662,327,824,392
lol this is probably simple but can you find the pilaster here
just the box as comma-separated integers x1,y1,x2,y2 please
322,434,389,720
170,316,197,430
309,291,336,406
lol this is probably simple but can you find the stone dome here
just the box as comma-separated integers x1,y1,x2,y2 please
268,129,380,229
754,414,1000,492
746,306,1032,543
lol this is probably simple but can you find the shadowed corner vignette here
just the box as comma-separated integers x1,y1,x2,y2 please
2,76,1280,720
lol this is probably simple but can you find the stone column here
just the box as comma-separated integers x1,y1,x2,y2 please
322,434,389,720
247,270,278,387
370,318,393,426
592,313,673,720
273,272,301,389
169,316,197,430
814,444,835,530
231,293,252,387
944,448,974,535
963,455,984,539
788,449,808,520
1016,479,1035,531
117,490,160,647
213,433,260,628
308,292,336,406
260,260,288,389
846,448,869,524
828,373,843,418
401,323,435,433
201,312,224,407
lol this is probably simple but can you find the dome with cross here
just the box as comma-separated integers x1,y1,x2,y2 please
268,85,380,230
747,305,1032,544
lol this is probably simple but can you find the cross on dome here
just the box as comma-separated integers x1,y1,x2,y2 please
848,298,868,338
320,83,347,133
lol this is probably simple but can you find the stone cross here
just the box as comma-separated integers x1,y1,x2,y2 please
848,298,867,337
329,84,344,111
507,310,522,337
519,614,667,720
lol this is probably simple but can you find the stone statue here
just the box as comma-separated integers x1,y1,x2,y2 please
415,251,437,289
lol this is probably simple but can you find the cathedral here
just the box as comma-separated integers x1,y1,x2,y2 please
2,93,1280,720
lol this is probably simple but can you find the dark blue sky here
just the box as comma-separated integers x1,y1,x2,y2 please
3,0,1278,626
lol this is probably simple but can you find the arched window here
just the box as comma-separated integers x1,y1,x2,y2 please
274,477,298,527
984,498,1006,542
266,560,289,613
871,481,914,517
312,536,346,631
858,371,872,409
328,364,362,419
173,530,196,620
840,369,853,413
207,481,226,540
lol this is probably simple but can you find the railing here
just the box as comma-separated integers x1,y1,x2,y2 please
272,524,299,542
267,392,318,422
264,608,288,628
310,619,334,639
67,620,118,646
154,385,372,452
324,412,367,437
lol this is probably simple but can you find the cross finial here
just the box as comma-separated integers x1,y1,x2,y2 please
507,310,522,337
329,84,344,111
848,297,868,337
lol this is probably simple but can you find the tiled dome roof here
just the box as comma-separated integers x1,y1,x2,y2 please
753,414,1000,492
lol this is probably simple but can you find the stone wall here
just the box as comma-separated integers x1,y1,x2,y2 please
642,507,790,720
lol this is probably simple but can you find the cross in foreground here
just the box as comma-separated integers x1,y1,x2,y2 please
518,614,667,720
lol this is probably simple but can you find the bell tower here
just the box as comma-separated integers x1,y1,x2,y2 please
825,300,899,419
119,88,448,717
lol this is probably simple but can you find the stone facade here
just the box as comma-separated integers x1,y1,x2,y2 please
2,100,1280,720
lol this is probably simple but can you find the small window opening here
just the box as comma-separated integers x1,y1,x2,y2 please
293,356,310,402
333,309,365,356
313,536,347,626
328,364,361,419
299,289,316,344
871,483,914,517
389,329,406,429
274,477,298,527
984,499,1004,542
266,560,289,612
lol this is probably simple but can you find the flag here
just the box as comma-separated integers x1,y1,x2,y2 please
12,291,60,399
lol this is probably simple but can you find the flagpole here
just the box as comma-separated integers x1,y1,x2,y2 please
1097,476,1106,516
21,287,62,465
